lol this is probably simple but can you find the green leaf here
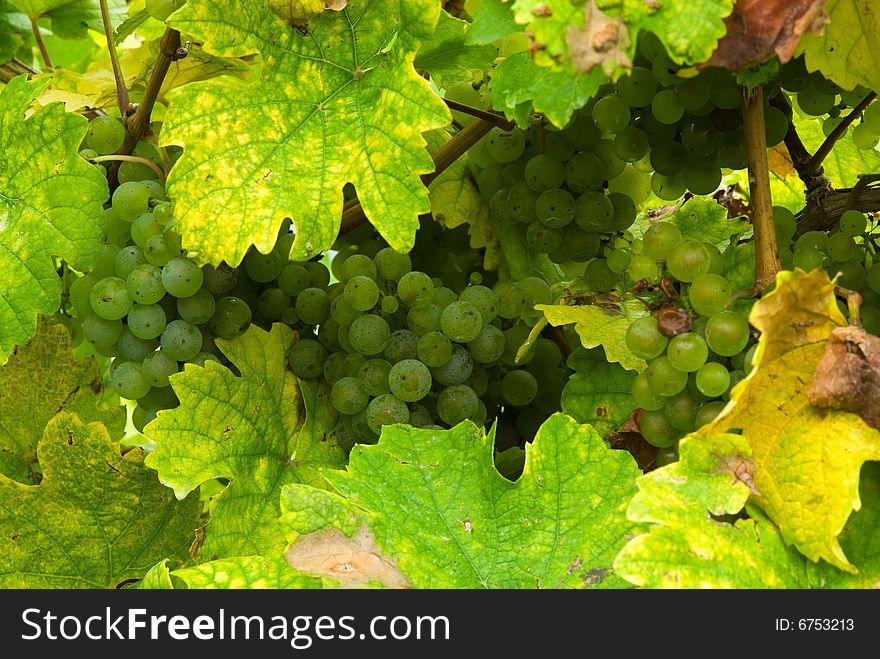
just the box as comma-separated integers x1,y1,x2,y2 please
621,0,734,65
701,269,880,573
162,0,450,266
168,556,323,589
49,0,127,40
511,0,585,66
721,241,756,290
468,0,521,45
614,433,812,588
138,559,174,589
792,113,880,188
415,11,497,89
0,76,108,363
283,414,644,588
424,130,490,234
798,0,880,95
667,196,749,250
561,347,636,437
0,413,199,588
489,51,605,128
0,316,124,483
144,324,346,559
495,215,564,282
538,296,649,371
8,0,74,18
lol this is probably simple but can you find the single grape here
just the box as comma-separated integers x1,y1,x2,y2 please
366,394,410,434
110,361,152,400
331,377,369,415
436,385,479,426
358,358,392,396
705,311,750,357
643,222,682,261
666,240,711,282
210,296,252,339
90,277,134,320
127,264,166,305
645,355,688,397
142,350,179,388
388,359,432,402
177,287,217,324
85,115,125,155
666,332,709,372
287,338,328,379
348,314,391,355
688,274,731,316
639,409,678,447
501,370,538,407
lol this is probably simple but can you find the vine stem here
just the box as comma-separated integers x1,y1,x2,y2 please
89,154,166,181
99,0,133,118
30,18,52,69
806,91,877,174
443,98,515,131
123,28,182,146
741,85,780,291
340,117,500,233
0,58,38,83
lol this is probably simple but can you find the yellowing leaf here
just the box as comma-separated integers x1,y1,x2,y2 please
162,0,450,265
0,413,199,588
702,269,880,572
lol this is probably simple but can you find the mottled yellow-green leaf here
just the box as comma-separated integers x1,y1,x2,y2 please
615,432,814,588
667,196,749,250
414,10,497,89
702,268,880,572
0,413,199,588
162,0,449,266
0,75,108,362
144,324,346,559
268,0,324,26
798,0,880,96
538,296,649,371
282,414,644,588
138,559,174,589
168,556,323,589
0,316,124,483
561,347,636,437
792,111,880,189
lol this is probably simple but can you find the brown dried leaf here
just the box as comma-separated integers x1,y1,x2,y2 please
808,325,880,430
285,525,410,588
566,0,631,76
707,0,829,71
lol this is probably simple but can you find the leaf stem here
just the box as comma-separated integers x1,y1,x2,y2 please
806,91,877,174
30,18,52,69
340,117,499,233
89,154,166,182
99,0,133,118
741,85,780,291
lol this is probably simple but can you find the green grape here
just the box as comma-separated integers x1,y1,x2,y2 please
839,210,867,236
295,287,331,324
594,139,626,179
608,192,637,231
688,274,731,316
144,233,174,267
695,400,727,427
628,254,660,282
131,213,162,249
643,222,682,261
574,191,614,233
117,327,158,362
792,246,825,271
486,127,526,163
110,361,152,400
543,130,576,162
358,358,392,396
501,370,538,407
344,275,380,312
397,271,434,308
405,303,441,336
518,276,552,315
584,258,618,293
863,102,880,132
349,314,391,355
331,377,369,415
613,127,649,163
673,76,711,111
695,361,730,397
84,115,125,155
440,301,483,343
243,247,284,283
210,296,252,339
178,287,217,324
607,248,632,274
152,201,172,226
564,152,605,192
795,230,828,253
366,394,410,434
639,409,678,447
833,258,866,291
626,317,668,359
764,105,788,146
618,67,657,107
127,264,166,305
680,117,721,157
561,224,601,262
773,206,797,244
796,83,836,116
666,240,711,282
388,359,432,402
646,355,688,397
383,328,419,363
591,94,630,133
115,245,146,280
277,264,310,296
417,330,453,367
127,303,167,340
459,285,498,324
82,314,122,348
867,264,880,293
664,390,701,432
827,233,858,262
374,247,412,282
632,372,665,410
160,319,202,361
70,275,98,318
524,154,566,191
649,139,686,176
666,332,708,372
287,338,327,379
304,261,331,288
142,350,179,387
257,287,290,320
162,257,204,298
535,188,576,228
526,223,563,253
431,344,473,386
437,385,479,426
90,277,134,320
705,311,750,356
851,123,879,150
338,254,377,283
467,325,505,364
682,159,722,195
112,182,151,221
650,172,687,201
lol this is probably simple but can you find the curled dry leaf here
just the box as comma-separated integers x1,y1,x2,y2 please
707,0,828,71
808,325,880,430
286,525,410,588
566,0,631,76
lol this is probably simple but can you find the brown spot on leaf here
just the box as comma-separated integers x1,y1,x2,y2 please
580,566,610,586
596,406,607,417
189,527,206,562
707,0,829,71
808,325,880,430
566,0,631,75
286,526,410,589
532,5,552,17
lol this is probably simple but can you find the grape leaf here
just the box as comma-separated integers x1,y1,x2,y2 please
414,11,497,89
700,268,880,573
667,196,749,250
721,241,756,290
0,316,124,484
467,0,521,45
561,347,636,438
798,0,880,95
0,76,108,363
282,414,644,588
424,130,490,238
0,413,199,588
489,51,605,129
792,113,880,188
538,296,649,371
48,0,127,40
614,432,813,588
141,556,323,589
144,324,346,559
7,0,74,17
162,0,450,266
